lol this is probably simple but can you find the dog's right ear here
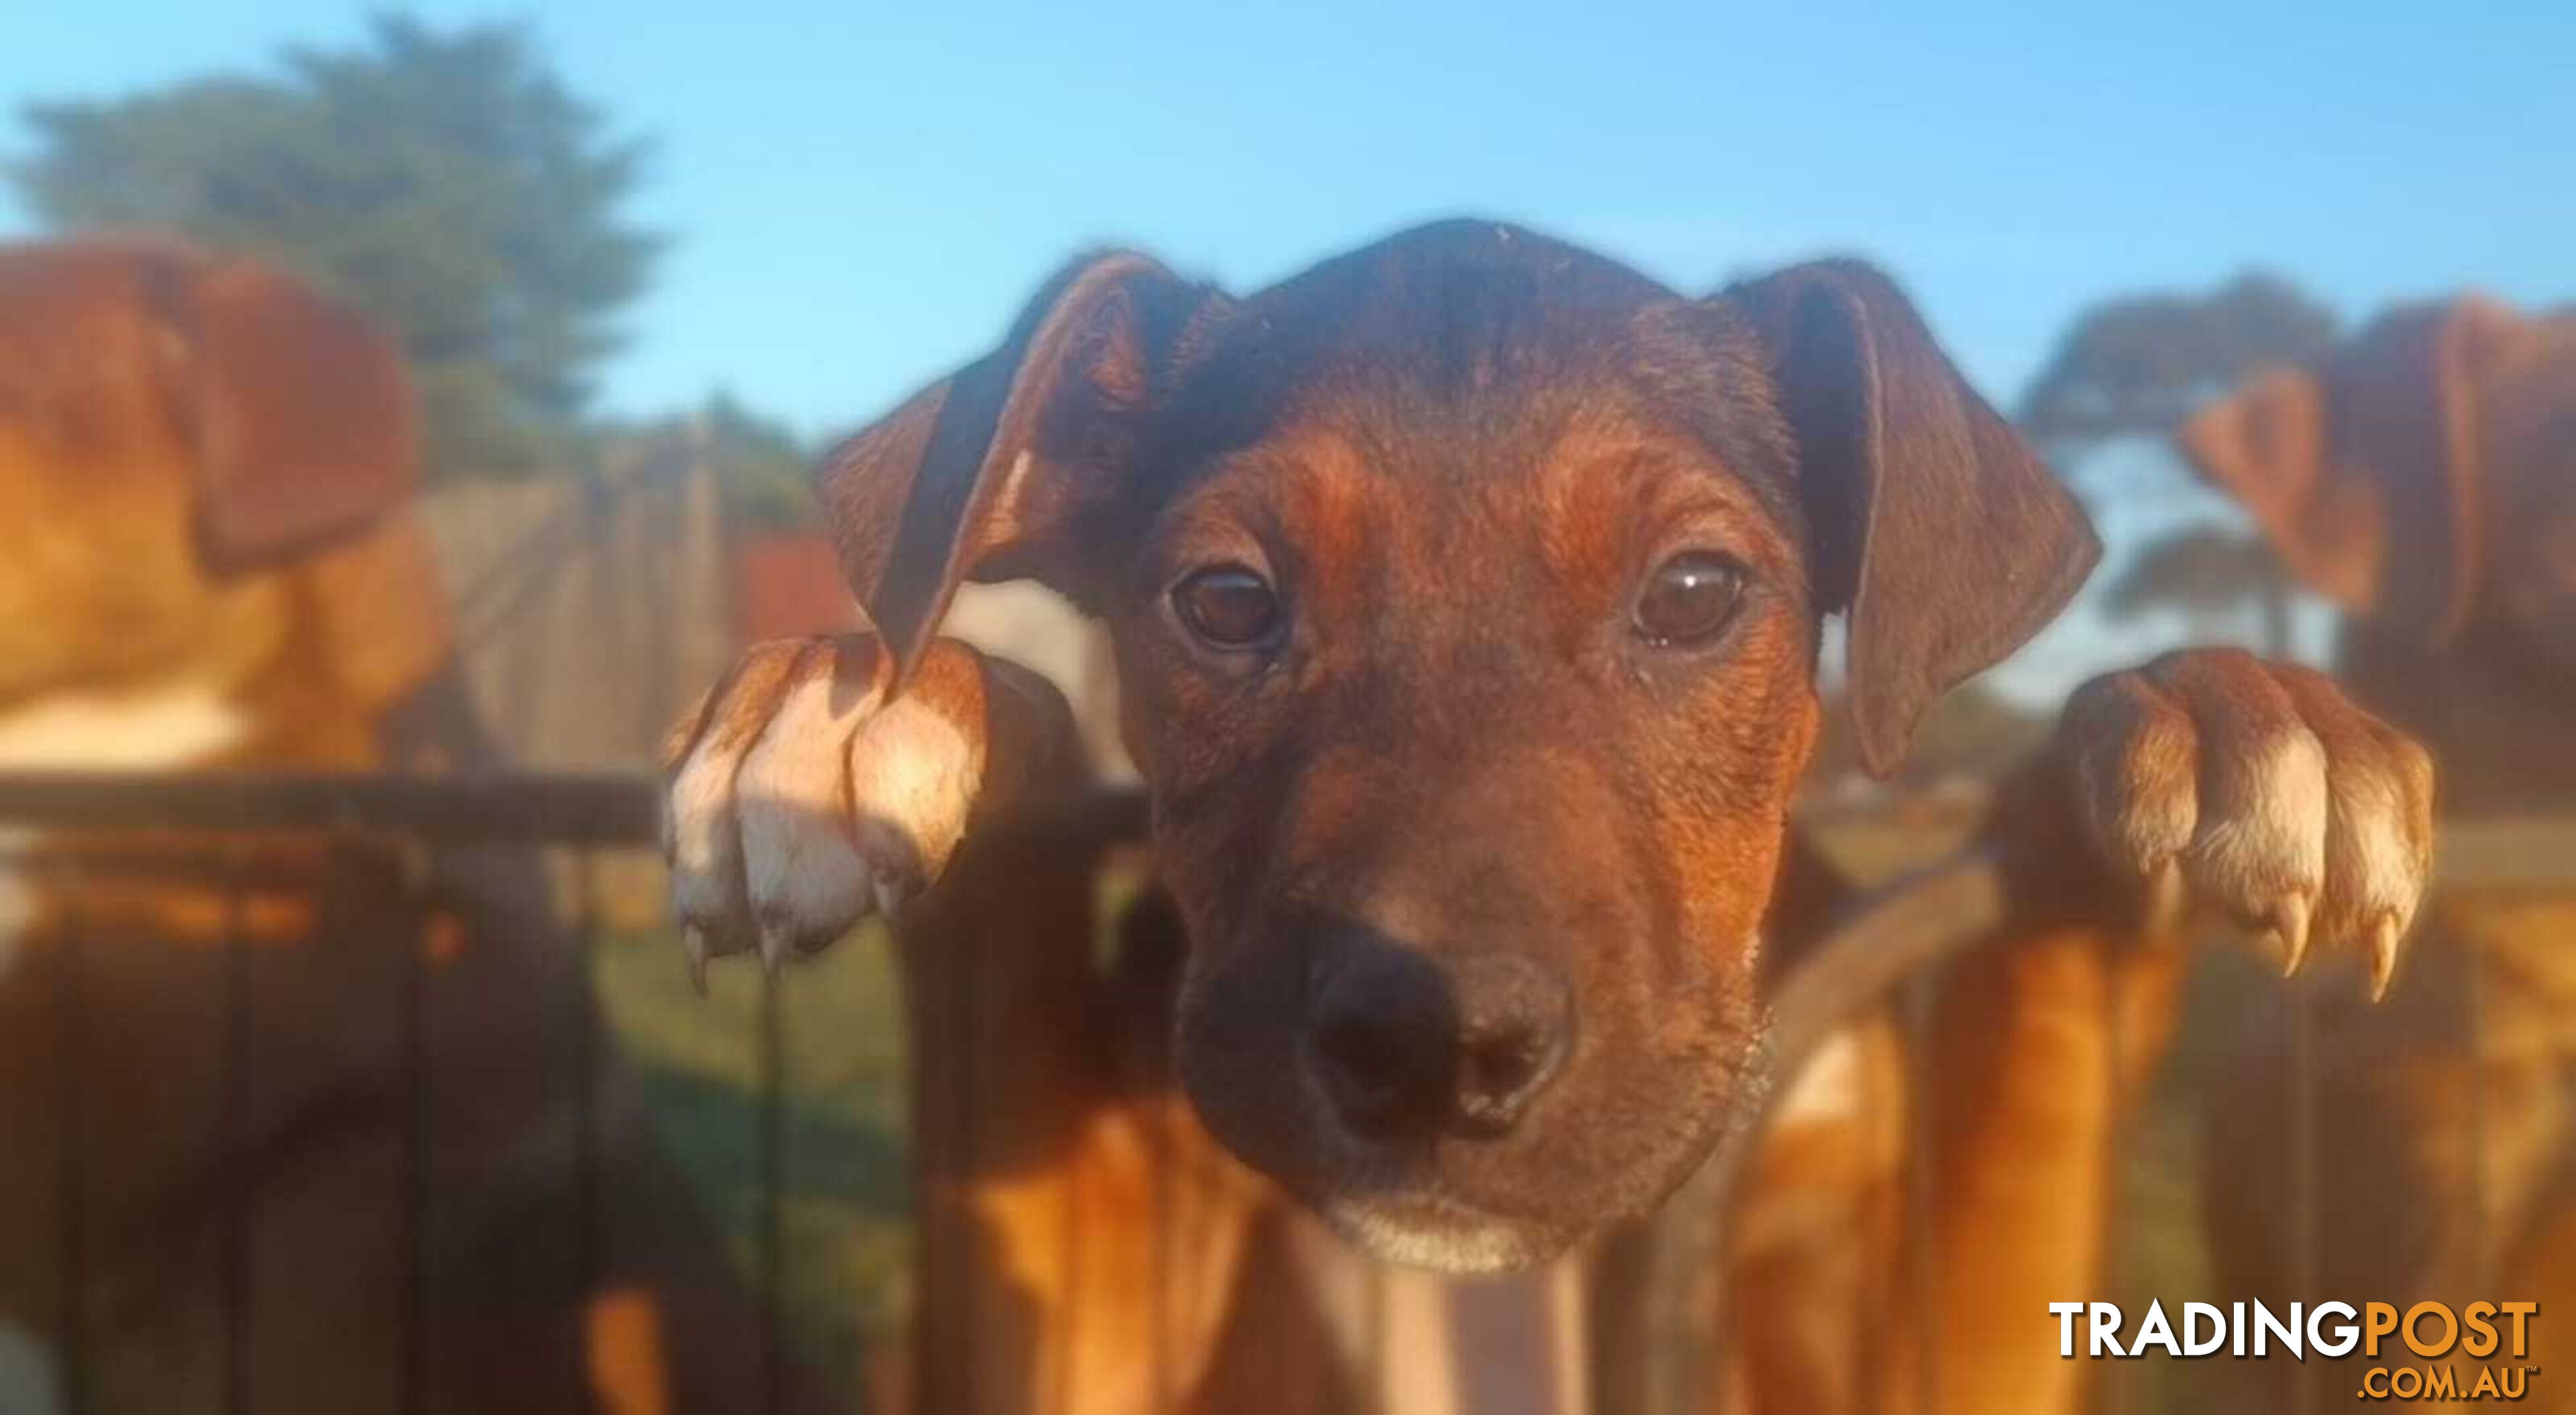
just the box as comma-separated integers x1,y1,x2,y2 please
816,252,1226,685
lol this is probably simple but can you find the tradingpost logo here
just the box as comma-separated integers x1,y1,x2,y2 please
2052,1300,2541,1402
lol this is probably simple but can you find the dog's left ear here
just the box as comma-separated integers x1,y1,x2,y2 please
1726,260,2100,778
2179,296,2524,644
814,251,1227,685
170,258,423,575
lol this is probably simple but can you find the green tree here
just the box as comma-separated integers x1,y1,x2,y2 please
2021,272,2338,470
697,392,816,528
598,392,818,528
12,14,661,476
2102,522,2290,648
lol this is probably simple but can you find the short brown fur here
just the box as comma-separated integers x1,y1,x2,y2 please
667,221,2438,1412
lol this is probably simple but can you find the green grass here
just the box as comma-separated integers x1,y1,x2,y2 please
592,921,913,1400
582,854,1152,1404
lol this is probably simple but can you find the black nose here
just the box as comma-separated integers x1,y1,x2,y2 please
1304,944,1572,1141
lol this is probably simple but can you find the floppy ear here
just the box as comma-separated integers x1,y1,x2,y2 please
2175,367,2356,601
814,251,1225,685
1726,260,2100,779
169,258,422,575
2178,296,2522,642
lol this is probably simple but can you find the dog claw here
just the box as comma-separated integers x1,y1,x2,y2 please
2367,914,2402,1002
871,870,910,926
680,925,712,999
679,922,761,997
2142,858,2186,933
2266,893,2314,977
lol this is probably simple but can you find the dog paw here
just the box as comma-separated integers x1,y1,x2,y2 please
661,635,1071,989
2051,648,2435,998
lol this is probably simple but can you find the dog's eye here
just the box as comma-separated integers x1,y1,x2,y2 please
1173,565,1283,648
1633,552,1745,646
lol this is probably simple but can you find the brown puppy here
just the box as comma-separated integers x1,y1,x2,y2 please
0,239,794,1414
2181,296,2576,1407
665,221,2435,1408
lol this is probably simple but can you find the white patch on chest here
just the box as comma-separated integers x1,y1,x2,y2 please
0,681,250,771
0,680,250,983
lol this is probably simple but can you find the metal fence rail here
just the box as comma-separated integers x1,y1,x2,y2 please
0,770,660,842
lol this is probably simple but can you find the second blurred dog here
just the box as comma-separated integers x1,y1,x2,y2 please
0,237,812,1414
2182,294,2576,1406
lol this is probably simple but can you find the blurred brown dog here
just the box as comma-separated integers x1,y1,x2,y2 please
2181,295,2576,1407
0,239,798,1413
662,221,2438,1412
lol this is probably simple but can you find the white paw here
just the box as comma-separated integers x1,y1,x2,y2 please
2056,649,2435,997
662,636,1026,989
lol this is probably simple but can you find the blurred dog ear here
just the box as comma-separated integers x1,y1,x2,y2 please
2176,368,2353,601
170,258,423,575
2179,296,2523,642
1726,260,2100,779
814,252,1226,686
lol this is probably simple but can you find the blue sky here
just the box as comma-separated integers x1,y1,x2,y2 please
7,1,2569,435
3,0,2570,693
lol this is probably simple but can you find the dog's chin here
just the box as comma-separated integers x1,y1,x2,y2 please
1175,943,1768,1277
1314,1190,1571,1275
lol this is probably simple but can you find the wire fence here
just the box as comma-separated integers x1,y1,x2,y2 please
0,771,762,1415
3,770,2570,1412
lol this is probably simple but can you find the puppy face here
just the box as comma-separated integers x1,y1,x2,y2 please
1110,276,1823,1267
820,221,2094,1269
